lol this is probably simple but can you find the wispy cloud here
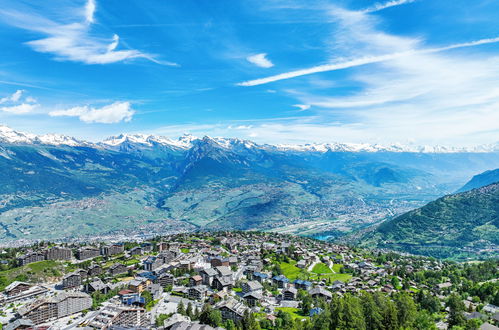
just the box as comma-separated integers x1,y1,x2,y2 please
237,36,499,86
246,53,274,68
0,90,23,104
267,4,499,146
293,104,310,111
85,0,96,24
362,0,416,13
49,101,135,123
0,0,177,65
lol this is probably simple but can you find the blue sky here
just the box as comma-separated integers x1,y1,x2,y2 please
1,0,499,146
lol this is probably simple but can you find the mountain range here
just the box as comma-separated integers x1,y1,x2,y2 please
1,124,499,255
457,168,499,193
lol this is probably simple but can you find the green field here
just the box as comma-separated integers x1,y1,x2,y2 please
312,273,352,282
312,263,332,274
310,263,351,282
332,264,344,273
275,307,309,320
0,260,67,291
279,260,303,280
278,260,351,282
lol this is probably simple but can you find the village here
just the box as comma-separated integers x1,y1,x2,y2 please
0,232,498,330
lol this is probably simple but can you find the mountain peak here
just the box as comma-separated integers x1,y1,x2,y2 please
1,124,499,153
0,124,84,146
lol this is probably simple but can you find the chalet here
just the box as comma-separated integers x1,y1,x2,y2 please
188,285,208,301
62,272,82,289
228,256,238,267
129,247,143,256
215,266,233,279
189,275,203,287
272,275,289,289
141,243,153,252
200,268,218,286
109,263,128,276
84,279,110,294
179,259,195,270
136,271,158,283
156,242,168,251
210,256,230,267
77,247,100,260
244,267,256,280
253,272,269,283
144,256,163,271
216,298,248,322
483,304,499,314
212,276,233,291
210,290,228,304
294,279,312,291
243,291,262,307
296,260,307,269
146,283,163,299
158,273,175,288
159,250,177,264
283,287,297,301
4,282,32,297
100,243,124,256
242,281,263,294
309,287,332,300
129,279,147,293
87,264,103,277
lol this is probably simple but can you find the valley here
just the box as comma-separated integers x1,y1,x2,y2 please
1,126,499,257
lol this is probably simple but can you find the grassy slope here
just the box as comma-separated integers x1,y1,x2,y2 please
359,183,499,259
0,260,66,290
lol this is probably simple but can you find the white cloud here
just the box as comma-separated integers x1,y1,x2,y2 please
49,101,135,124
293,104,310,111
85,0,96,24
278,6,499,146
237,37,499,86
0,89,39,114
0,103,38,114
0,90,24,104
246,53,274,68
362,0,416,13
0,0,177,65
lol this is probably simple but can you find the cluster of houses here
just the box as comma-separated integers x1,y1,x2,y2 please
1,232,498,330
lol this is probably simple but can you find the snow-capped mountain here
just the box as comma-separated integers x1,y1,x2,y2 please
0,125,87,147
0,124,498,153
1,123,499,245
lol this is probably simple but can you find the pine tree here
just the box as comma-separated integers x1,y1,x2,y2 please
242,310,261,330
361,292,382,330
394,292,417,328
186,302,193,319
177,300,185,315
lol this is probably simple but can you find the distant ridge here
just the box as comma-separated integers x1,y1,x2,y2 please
1,124,498,154
357,182,499,260
458,168,499,192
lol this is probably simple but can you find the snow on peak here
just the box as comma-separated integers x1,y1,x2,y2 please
1,124,498,153
0,124,36,144
0,125,86,146
102,133,198,150
36,134,86,147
